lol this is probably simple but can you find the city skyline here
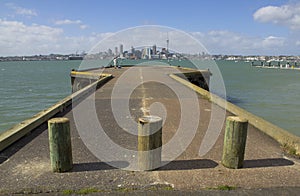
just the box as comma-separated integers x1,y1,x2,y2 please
1,43,299,62
1,0,300,56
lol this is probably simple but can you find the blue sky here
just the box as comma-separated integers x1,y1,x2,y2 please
0,0,300,56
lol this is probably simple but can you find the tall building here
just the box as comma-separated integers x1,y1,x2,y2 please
142,47,152,59
108,48,112,56
114,47,118,56
153,45,157,55
120,44,123,56
131,46,135,54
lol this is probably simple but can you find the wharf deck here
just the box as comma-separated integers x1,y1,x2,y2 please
0,66,299,195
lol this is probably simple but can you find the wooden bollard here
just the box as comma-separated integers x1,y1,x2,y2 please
48,118,73,172
222,116,248,169
138,116,162,171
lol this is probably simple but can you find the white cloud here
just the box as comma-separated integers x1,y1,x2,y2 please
15,7,37,17
0,20,298,56
192,31,252,54
253,3,300,30
262,36,285,48
79,24,88,30
0,19,62,55
191,31,291,55
54,19,82,25
54,19,88,30
6,3,37,17
85,28,292,56
0,19,108,56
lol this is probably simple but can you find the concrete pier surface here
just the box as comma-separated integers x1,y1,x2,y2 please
0,66,299,195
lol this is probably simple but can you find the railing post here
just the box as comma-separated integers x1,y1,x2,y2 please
48,118,73,172
222,116,248,169
138,116,162,171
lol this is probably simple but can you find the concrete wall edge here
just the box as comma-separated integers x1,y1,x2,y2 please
170,73,300,156
0,74,113,152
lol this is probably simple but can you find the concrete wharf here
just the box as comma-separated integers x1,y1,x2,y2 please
0,66,299,195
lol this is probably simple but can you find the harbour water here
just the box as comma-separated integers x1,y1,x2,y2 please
218,60,300,137
0,61,80,132
0,60,299,137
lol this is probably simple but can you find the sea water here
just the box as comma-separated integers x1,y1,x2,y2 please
217,60,300,137
0,60,299,137
0,60,80,132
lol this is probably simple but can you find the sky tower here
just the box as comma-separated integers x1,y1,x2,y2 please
166,32,169,53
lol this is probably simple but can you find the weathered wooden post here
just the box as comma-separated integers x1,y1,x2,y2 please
222,116,248,169
48,118,73,172
138,116,162,171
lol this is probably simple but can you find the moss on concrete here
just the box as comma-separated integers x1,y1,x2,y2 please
62,187,102,195
207,185,237,191
282,143,300,158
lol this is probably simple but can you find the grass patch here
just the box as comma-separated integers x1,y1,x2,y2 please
62,190,74,195
282,143,300,159
146,184,174,191
115,187,135,192
162,186,174,191
77,188,100,194
62,188,102,195
207,185,237,191
62,184,174,195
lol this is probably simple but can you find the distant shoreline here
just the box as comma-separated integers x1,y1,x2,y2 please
1,54,300,62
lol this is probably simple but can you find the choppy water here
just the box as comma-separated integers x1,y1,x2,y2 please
218,60,300,137
0,61,80,131
0,60,299,137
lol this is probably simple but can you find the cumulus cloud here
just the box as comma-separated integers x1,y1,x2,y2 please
253,3,300,30
192,31,253,54
79,25,88,30
191,31,290,55
262,36,285,47
0,19,62,55
6,3,37,17
82,28,292,56
54,19,88,30
0,19,298,56
0,19,103,56
54,19,82,25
